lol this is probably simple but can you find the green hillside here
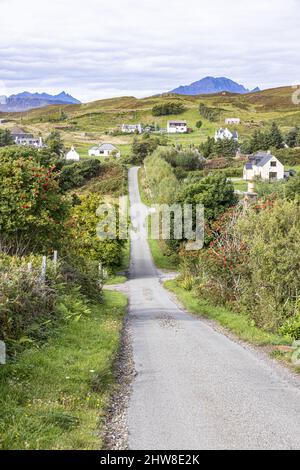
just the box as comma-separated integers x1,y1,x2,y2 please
2,86,300,157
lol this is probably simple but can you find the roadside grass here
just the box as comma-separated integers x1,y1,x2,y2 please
233,179,248,192
165,280,289,347
148,237,179,271
0,290,127,450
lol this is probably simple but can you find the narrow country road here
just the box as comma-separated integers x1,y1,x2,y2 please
126,166,300,450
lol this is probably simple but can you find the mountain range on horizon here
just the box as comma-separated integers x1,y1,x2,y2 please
0,91,81,112
0,77,262,113
169,76,260,95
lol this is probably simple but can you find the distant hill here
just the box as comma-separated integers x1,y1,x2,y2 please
0,91,81,112
169,76,260,95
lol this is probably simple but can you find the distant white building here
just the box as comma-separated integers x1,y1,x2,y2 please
10,126,44,148
215,127,238,142
167,120,187,134
16,136,44,148
243,152,284,181
88,143,120,158
225,118,241,125
122,123,142,134
66,146,80,161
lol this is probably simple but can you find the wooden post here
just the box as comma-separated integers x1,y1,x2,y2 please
53,251,58,271
27,262,33,272
0,340,6,365
41,256,47,282
99,262,103,277
98,262,104,290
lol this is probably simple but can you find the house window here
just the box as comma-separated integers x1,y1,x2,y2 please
269,172,277,179
270,161,277,167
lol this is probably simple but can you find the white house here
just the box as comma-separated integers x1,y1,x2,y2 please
225,118,241,125
167,120,187,134
66,146,80,161
215,127,239,142
243,152,285,181
88,143,120,158
122,123,142,134
10,126,44,148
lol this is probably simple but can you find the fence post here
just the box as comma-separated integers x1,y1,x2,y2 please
53,251,58,271
98,262,103,289
27,262,33,272
41,256,47,282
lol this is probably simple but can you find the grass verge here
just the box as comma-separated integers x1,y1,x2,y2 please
148,237,179,271
0,290,127,450
165,279,288,347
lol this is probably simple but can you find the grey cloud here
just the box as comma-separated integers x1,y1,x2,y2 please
0,0,299,101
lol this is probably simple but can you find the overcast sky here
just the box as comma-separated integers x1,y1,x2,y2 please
0,0,299,102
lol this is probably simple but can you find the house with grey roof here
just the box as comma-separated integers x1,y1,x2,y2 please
121,123,142,134
88,143,120,158
167,120,187,133
215,127,238,142
243,152,284,181
10,126,44,148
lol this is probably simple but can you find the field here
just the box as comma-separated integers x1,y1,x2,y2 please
2,86,300,157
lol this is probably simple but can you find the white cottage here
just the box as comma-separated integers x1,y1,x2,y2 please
121,123,142,134
167,120,187,134
88,143,120,158
215,128,238,141
243,152,284,181
66,146,80,161
225,118,241,125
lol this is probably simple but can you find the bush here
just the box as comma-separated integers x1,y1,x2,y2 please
184,200,300,333
179,174,238,224
59,159,101,191
274,147,300,166
0,156,69,254
152,102,186,116
0,129,13,147
78,162,127,196
199,103,222,122
144,151,178,204
129,137,160,164
279,312,300,340
0,255,62,347
67,193,126,269
161,148,205,171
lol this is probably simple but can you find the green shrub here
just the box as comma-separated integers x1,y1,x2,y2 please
279,312,300,340
0,156,69,254
0,255,62,348
144,151,178,204
59,159,101,191
183,200,300,333
152,102,186,116
67,193,126,269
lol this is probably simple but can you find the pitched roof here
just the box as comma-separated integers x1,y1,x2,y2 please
99,143,118,151
256,154,273,167
11,126,27,135
168,120,187,124
247,152,277,167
